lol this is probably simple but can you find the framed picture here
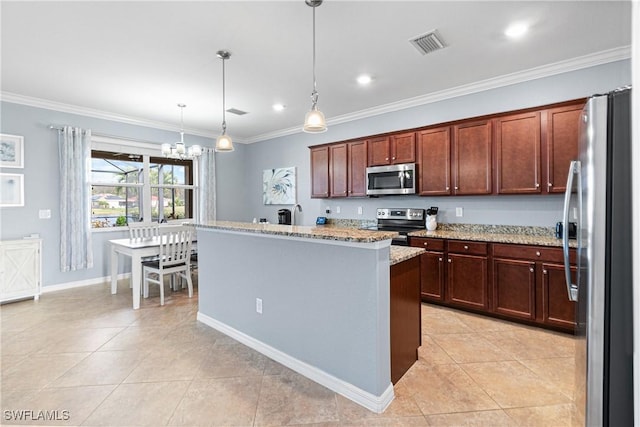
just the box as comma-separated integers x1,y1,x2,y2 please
0,173,24,207
263,167,296,205
0,134,24,168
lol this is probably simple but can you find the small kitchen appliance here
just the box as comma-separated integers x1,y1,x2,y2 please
367,208,425,246
365,163,416,196
277,209,291,225
426,206,438,231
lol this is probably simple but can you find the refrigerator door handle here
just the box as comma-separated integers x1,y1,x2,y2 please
562,160,580,302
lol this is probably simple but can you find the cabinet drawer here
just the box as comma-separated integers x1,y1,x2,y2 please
447,240,487,255
409,237,444,251
492,244,575,263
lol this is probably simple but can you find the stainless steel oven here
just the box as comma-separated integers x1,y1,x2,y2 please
365,208,425,246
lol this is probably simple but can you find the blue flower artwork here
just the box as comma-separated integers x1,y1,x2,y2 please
263,167,296,205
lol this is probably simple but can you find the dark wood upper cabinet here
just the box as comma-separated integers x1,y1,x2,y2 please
543,103,583,193
417,127,451,196
368,132,415,166
494,111,542,194
329,143,348,198
347,140,367,197
310,146,329,198
452,120,492,195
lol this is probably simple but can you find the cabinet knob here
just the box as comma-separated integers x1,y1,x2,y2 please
464,245,469,250
438,257,443,262
385,157,389,161
455,186,459,190
536,251,541,257
548,182,552,187
535,183,540,188
448,258,452,263
446,186,450,190
530,267,534,273
543,269,548,274
423,242,428,247
392,156,396,160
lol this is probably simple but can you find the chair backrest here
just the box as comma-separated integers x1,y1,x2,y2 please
158,227,193,268
128,222,160,240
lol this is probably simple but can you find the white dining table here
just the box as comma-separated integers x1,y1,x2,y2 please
109,236,196,309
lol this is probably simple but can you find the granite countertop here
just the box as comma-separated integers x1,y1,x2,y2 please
389,246,425,265
408,225,578,248
196,221,398,244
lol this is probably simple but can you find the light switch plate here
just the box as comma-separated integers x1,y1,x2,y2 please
39,209,51,219
455,207,463,217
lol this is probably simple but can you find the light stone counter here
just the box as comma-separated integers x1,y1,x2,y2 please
408,224,578,248
389,246,425,265
197,220,397,243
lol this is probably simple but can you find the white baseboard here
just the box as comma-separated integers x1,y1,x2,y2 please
196,311,394,414
41,273,131,293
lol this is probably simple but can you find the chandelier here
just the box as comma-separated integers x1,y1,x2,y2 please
161,104,202,159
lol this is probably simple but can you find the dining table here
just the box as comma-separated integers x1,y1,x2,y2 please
109,234,196,309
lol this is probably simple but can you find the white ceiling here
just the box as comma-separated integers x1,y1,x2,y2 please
0,1,632,143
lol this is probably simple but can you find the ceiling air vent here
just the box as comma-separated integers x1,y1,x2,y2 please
409,30,446,55
226,108,248,115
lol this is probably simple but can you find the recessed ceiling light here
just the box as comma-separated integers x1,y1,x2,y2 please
505,22,528,39
272,103,286,112
356,74,373,85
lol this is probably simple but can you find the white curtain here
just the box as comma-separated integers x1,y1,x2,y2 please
197,148,216,222
58,126,93,271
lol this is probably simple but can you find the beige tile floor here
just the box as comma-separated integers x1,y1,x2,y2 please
1,278,577,426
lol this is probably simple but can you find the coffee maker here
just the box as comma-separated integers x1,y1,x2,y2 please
278,209,291,225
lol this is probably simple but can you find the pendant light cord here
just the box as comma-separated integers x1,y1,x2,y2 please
221,56,227,134
311,4,318,108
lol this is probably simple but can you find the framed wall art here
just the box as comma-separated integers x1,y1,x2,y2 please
0,173,24,207
0,134,24,168
263,167,296,205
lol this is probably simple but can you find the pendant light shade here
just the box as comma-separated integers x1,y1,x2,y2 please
303,0,327,133
215,50,234,152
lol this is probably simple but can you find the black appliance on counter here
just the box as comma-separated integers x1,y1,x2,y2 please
366,208,425,246
278,209,291,225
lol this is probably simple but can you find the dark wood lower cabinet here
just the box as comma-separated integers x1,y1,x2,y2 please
390,256,421,384
447,253,488,311
410,237,577,333
542,262,577,330
492,257,536,320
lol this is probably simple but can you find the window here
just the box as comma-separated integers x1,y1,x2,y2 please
90,149,196,228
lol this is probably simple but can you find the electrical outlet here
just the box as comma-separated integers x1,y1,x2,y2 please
256,298,263,314
455,207,463,217
357,206,363,215
573,207,578,220
336,206,341,214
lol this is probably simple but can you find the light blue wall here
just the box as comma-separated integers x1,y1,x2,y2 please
242,59,632,226
0,58,631,288
0,102,246,287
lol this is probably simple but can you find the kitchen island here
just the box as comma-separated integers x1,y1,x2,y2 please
195,221,422,413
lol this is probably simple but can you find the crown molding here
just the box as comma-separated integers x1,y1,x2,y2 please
245,46,631,144
2,46,630,145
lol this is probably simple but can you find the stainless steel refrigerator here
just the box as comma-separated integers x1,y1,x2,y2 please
563,87,634,426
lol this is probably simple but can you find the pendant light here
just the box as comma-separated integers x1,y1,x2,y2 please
303,0,327,133
215,50,234,152
161,104,202,159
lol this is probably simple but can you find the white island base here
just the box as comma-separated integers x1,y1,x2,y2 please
195,222,397,413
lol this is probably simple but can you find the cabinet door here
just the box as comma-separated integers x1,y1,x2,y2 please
492,257,536,320
310,146,330,198
420,251,445,302
348,140,367,197
452,120,492,195
329,144,348,198
494,112,541,194
542,262,577,330
391,132,416,164
417,127,451,195
367,136,391,166
544,104,582,193
447,253,488,310
1,240,41,302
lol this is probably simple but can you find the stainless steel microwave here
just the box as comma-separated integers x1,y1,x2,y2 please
366,163,416,195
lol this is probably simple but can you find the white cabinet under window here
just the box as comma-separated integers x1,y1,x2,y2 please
0,239,42,303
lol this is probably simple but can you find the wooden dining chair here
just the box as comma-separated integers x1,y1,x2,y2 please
128,222,160,240
141,226,194,306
